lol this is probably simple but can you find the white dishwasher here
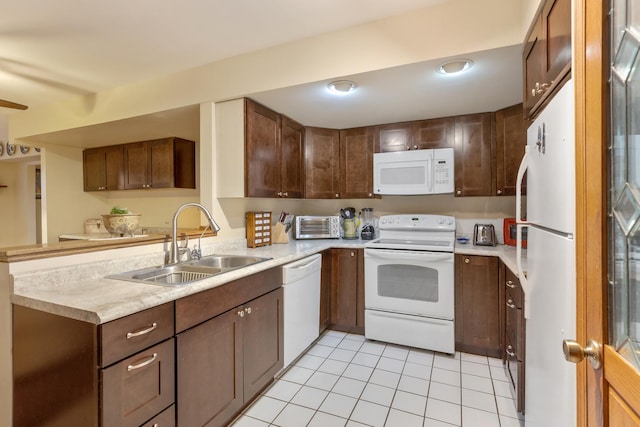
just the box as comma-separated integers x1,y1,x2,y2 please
282,253,322,368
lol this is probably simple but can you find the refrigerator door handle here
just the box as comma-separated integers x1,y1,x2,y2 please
516,147,528,224
516,147,529,287
516,223,528,287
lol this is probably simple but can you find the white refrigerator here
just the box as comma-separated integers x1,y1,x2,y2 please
516,79,576,426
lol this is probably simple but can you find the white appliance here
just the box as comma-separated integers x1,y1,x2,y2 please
516,79,576,426
282,254,322,368
373,148,454,195
364,214,456,354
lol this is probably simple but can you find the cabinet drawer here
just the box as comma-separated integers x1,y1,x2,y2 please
102,338,175,427
141,404,175,427
100,302,174,367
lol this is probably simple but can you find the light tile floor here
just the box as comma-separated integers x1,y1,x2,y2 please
232,330,525,427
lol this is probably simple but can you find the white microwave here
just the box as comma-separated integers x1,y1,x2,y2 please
373,148,454,195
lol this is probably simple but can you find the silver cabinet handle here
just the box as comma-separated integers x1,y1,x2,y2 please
464,258,470,264
238,310,245,317
497,189,503,195
126,322,158,339
506,299,516,309
506,280,516,289
245,307,252,314
456,190,462,196
506,345,516,357
335,193,340,198
283,191,288,197
127,353,157,371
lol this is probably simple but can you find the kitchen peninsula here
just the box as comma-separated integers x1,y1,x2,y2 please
5,234,524,426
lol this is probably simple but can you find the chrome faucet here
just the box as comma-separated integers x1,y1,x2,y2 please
169,203,221,264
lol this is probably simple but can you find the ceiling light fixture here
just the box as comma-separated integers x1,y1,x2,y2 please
437,59,474,75
327,80,358,94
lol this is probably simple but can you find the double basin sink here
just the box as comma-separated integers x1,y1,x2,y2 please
108,254,271,286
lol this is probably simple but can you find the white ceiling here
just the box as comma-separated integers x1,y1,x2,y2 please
0,0,522,143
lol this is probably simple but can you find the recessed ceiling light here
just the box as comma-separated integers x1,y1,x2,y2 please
327,80,358,94
437,59,474,75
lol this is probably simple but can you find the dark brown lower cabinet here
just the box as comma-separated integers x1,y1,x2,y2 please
177,287,284,427
503,264,526,414
454,254,502,358
13,268,284,427
328,248,365,334
12,302,176,427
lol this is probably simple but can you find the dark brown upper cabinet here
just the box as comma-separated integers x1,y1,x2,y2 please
453,113,494,197
83,145,124,191
523,0,571,120
375,118,454,152
304,127,341,199
495,104,527,196
245,99,305,198
339,127,375,199
123,137,195,190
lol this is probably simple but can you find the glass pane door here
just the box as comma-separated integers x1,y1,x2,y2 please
609,0,640,369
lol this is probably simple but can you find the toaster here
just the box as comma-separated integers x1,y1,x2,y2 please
473,224,497,246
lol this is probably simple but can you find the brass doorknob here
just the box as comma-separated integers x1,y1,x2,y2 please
563,339,602,369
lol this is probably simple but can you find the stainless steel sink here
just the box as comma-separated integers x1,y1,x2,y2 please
107,254,271,286
186,254,271,269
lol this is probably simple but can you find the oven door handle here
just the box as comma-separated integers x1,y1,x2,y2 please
365,249,452,262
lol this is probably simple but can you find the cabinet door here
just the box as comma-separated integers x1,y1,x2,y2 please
147,139,175,188
102,338,175,427
523,13,545,118
543,0,571,87
454,113,494,197
495,104,527,196
375,122,413,152
245,99,281,197
243,288,284,400
123,141,150,189
83,145,123,191
320,250,332,334
330,249,358,331
280,116,305,198
177,309,243,427
305,127,340,199
412,117,455,149
340,127,374,199
454,254,501,357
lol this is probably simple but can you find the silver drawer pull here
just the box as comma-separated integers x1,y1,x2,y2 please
127,353,158,371
506,345,516,358
505,299,516,309
126,322,158,339
506,280,516,289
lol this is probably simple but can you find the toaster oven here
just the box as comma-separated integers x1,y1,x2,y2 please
294,216,341,239
504,218,527,248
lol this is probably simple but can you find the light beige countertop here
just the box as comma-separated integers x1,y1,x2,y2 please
9,238,525,325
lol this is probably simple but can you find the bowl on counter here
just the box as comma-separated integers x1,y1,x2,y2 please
101,214,142,237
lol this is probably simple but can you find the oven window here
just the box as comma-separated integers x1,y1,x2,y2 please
377,264,439,302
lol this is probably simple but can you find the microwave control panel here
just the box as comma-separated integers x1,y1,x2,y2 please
433,148,454,193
